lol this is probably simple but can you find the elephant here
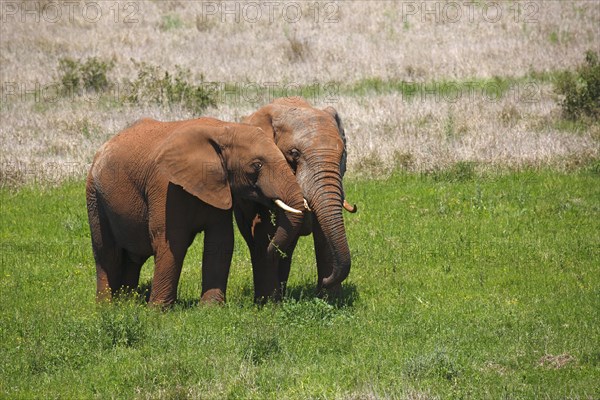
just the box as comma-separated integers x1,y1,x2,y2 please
234,97,356,303
86,117,305,306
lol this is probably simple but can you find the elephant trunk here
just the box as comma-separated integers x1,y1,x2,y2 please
303,162,351,289
266,162,306,259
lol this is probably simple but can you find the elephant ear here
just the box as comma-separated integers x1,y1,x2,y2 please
323,106,347,177
155,125,232,210
242,104,281,139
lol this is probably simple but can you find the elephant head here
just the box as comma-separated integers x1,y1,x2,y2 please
243,98,352,289
156,123,305,218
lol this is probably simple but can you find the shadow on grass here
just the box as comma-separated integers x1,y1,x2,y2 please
136,281,152,303
285,281,359,308
239,281,359,308
135,279,359,309
137,280,203,309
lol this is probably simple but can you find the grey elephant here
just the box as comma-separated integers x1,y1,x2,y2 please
234,97,356,302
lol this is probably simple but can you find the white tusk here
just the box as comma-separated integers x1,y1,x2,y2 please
343,199,358,213
303,198,312,212
275,199,303,214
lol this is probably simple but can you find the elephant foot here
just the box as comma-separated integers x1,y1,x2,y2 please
254,294,282,305
201,288,226,304
254,286,284,305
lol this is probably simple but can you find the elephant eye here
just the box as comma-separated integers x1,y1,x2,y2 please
289,149,300,160
252,161,263,171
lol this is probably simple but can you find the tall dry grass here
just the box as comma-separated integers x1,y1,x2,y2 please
1,1,599,184
2,1,598,82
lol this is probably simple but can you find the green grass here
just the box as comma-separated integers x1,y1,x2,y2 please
1,168,599,399
0,71,559,111
218,72,560,106
343,71,559,100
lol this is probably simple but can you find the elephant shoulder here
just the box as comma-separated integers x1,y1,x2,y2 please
126,117,157,129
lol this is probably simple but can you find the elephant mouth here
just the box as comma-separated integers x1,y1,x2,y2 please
304,198,311,212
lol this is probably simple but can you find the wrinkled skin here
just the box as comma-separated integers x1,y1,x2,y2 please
86,117,305,306
235,97,352,302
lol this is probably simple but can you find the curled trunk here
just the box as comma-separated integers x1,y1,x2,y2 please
302,162,351,288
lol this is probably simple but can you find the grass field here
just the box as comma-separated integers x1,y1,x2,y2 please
1,167,599,399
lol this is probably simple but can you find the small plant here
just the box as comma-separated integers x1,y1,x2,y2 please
57,58,80,92
57,57,114,94
126,61,216,113
356,151,389,177
267,234,288,259
243,332,280,364
499,104,521,127
404,348,461,381
554,50,600,120
284,29,309,62
160,14,183,31
196,14,215,32
80,57,114,92
444,111,456,140
431,161,477,182
98,302,146,348
393,151,414,171
279,298,349,327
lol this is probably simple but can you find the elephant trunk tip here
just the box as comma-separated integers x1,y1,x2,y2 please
321,260,351,289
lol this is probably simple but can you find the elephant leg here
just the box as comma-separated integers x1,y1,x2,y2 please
313,222,342,298
278,234,299,298
88,194,123,302
234,203,256,250
200,221,234,304
119,252,148,293
149,239,188,306
234,203,275,301
94,248,123,302
251,219,281,303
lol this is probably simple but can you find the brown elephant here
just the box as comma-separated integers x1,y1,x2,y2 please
235,97,356,302
86,117,305,306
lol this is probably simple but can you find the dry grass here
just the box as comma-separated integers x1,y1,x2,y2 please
1,1,598,82
538,353,577,369
340,87,599,177
1,1,599,185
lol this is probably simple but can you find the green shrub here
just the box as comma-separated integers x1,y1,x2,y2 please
98,302,147,348
555,50,600,120
57,58,81,92
160,14,183,31
57,57,114,93
126,61,216,113
80,57,114,92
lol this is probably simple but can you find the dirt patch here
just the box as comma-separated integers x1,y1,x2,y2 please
538,353,576,369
